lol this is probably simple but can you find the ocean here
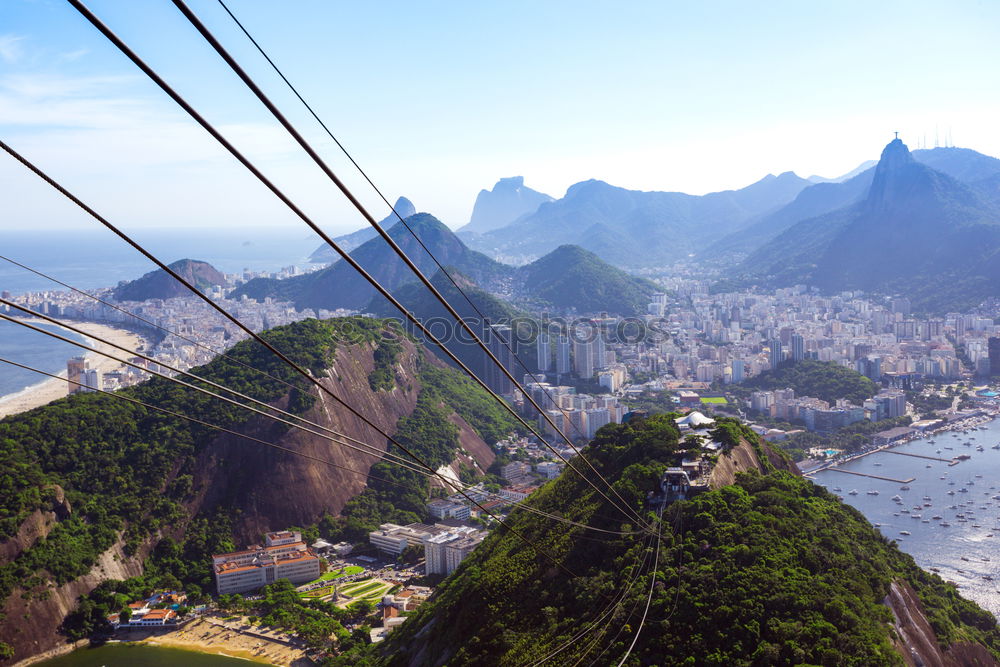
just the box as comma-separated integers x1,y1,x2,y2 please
0,320,88,399
812,420,1000,618
0,226,323,401
0,226,323,295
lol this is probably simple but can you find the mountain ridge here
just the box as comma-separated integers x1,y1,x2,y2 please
309,196,417,264
733,139,1000,311
463,171,811,267
458,176,552,235
234,213,511,311
0,317,516,662
113,259,225,302
349,416,1000,666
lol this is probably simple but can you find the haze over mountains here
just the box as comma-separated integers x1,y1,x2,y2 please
462,172,812,266
308,196,417,264
457,176,553,235
735,140,1000,311
238,212,657,319
284,140,1000,317
237,213,508,311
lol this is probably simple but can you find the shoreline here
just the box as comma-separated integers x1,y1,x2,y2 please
125,616,310,665
0,319,149,420
801,410,999,476
16,615,312,666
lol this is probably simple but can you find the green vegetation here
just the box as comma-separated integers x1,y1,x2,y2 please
301,352,517,545
907,389,953,418
737,359,878,405
219,580,350,648
700,396,728,404
517,244,660,316
318,566,364,582
340,580,390,599
368,329,404,391
333,416,1000,666
113,259,226,302
367,267,539,388
233,213,512,312
773,416,913,462
0,316,516,649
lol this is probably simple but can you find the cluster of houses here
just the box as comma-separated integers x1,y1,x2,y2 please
106,591,188,629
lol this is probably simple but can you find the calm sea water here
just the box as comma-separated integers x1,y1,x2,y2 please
0,226,323,295
0,226,322,402
813,421,1000,617
37,644,251,666
0,320,88,399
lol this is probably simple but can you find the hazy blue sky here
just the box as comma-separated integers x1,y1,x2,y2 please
2,0,999,232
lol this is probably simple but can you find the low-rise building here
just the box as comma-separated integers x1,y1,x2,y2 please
427,499,471,521
368,523,448,556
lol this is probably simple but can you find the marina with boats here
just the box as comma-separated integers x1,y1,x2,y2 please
812,411,1000,618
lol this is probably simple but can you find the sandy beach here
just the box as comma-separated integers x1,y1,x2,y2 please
127,615,313,666
0,319,147,420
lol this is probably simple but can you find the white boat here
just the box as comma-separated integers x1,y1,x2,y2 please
900,530,911,535
867,490,879,496
848,489,859,495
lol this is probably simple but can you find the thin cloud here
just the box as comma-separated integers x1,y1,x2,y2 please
0,35,25,64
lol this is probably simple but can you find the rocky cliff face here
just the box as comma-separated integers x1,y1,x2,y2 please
884,580,999,666
187,336,496,543
0,335,499,661
2,536,148,663
459,176,553,235
708,437,799,488
113,259,226,302
0,487,70,564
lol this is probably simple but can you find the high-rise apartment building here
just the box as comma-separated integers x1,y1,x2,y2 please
485,325,515,395
573,338,594,379
769,339,783,370
536,332,551,372
556,337,572,374
790,334,805,362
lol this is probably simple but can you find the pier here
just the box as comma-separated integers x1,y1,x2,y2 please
826,468,915,484
883,451,955,463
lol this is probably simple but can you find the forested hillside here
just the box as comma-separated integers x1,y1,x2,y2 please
342,416,1000,666
736,359,878,405
0,317,516,661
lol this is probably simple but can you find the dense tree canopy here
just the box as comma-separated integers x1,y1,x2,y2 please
738,359,878,405
343,417,1000,666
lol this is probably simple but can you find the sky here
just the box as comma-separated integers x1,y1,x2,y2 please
2,0,1000,233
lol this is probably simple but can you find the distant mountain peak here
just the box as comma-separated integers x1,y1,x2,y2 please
459,177,553,235
386,196,416,221
114,258,225,302
492,176,525,189
309,196,416,263
877,137,915,169
865,138,925,211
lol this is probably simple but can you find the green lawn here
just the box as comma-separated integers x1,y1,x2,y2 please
700,397,728,404
300,585,336,599
303,565,366,588
318,565,364,581
341,580,385,597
